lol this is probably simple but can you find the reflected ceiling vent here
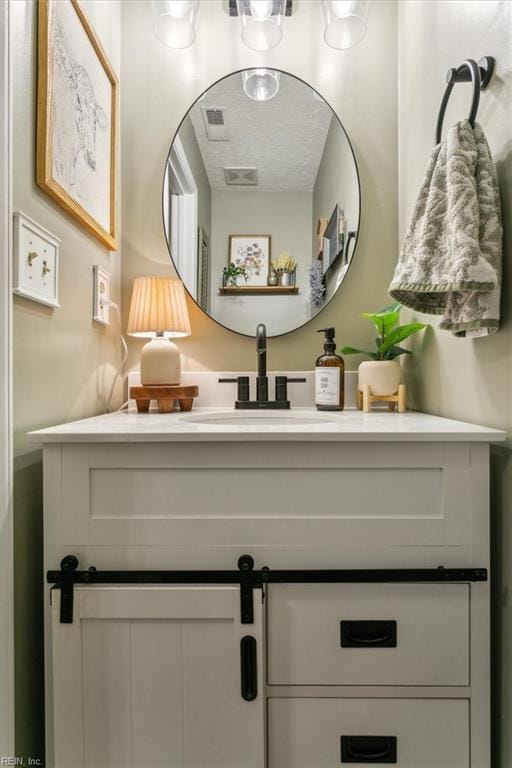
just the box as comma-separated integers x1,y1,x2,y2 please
224,167,258,186
201,107,229,141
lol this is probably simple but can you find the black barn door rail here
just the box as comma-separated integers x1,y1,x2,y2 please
47,554,488,625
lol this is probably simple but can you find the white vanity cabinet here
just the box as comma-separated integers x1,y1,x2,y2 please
31,409,504,768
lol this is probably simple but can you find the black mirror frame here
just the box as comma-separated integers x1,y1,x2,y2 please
161,67,361,339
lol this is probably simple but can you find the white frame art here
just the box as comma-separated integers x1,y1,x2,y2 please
228,234,271,287
13,211,61,309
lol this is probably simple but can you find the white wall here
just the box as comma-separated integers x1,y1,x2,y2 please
121,0,398,371
397,3,512,764
210,190,312,336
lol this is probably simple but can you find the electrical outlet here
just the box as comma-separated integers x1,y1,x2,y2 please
93,265,110,325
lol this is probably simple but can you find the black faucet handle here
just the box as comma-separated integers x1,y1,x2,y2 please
256,376,269,403
275,376,307,403
219,376,250,402
237,376,250,402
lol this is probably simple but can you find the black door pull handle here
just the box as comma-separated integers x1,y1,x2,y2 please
341,735,397,763
240,635,257,701
340,620,397,648
346,631,390,645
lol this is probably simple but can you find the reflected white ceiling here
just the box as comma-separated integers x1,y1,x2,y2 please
187,72,334,192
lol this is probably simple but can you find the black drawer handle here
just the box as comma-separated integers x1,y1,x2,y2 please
341,735,397,763
340,620,397,648
240,635,257,701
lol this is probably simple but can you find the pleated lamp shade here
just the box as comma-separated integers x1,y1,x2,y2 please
127,277,191,338
127,277,191,386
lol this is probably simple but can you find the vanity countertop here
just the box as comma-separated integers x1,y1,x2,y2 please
28,408,506,443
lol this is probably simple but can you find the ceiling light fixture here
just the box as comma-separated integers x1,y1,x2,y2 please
236,0,286,52
152,0,199,49
321,0,369,50
242,68,281,101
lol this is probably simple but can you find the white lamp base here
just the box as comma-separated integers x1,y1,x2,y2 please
140,337,181,385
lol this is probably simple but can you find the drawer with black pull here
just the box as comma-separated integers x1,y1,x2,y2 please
267,583,469,685
268,698,469,767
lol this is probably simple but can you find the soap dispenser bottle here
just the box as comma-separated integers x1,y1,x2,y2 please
315,328,344,411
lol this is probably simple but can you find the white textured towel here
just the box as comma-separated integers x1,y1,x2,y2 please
389,120,502,337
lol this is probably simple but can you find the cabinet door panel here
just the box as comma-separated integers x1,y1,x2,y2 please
269,698,469,768
51,586,264,768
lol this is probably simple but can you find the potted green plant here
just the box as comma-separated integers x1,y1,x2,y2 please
341,304,427,397
223,263,248,288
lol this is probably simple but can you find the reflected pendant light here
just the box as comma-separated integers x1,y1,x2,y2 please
321,0,369,50
152,0,199,49
236,0,286,52
242,69,281,101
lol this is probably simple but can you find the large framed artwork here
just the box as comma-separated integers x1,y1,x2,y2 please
37,0,118,250
228,235,271,287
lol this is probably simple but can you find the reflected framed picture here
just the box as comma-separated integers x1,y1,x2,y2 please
36,0,118,250
228,235,271,287
322,204,345,275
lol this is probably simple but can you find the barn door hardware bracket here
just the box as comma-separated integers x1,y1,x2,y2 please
47,556,487,624
238,554,256,624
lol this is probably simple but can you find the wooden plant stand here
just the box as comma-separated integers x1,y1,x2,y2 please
357,384,407,413
130,385,199,414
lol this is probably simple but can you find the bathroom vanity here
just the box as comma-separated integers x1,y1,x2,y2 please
31,407,504,768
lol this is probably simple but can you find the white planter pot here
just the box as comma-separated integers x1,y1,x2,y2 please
358,360,401,396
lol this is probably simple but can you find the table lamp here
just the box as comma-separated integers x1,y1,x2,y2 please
127,276,191,385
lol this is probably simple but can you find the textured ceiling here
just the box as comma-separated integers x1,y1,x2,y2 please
186,72,335,192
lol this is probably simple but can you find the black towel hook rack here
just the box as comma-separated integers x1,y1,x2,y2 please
435,56,495,144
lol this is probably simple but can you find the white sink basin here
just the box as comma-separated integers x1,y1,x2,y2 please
181,411,339,426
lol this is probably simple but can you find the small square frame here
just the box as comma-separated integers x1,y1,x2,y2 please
13,211,60,309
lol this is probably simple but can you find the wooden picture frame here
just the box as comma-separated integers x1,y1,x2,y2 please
228,234,271,287
36,0,118,250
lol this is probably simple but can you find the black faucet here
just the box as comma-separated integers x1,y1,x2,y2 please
256,323,268,402
256,323,267,377
219,323,306,409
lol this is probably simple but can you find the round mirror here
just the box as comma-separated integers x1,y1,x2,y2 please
163,68,360,338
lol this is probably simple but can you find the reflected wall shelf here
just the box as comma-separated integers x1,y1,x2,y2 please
219,286,299,296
